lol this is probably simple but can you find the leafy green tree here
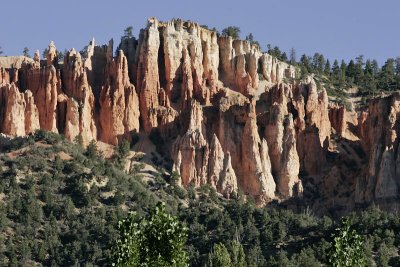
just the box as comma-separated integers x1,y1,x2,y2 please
112,203,188,267
329,218,365,267
0,46,3,55
221,26,241,39
207,243,231,267
112,211,141,266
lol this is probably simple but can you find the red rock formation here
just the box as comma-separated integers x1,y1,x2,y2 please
99,50,140,145
240,104,276,201
136,18,161,133
4,18,390,207
0,83,39,136
172,101,208,187
208,134,238,197
22,42,60,132
61,48,97,144
355,93,400,202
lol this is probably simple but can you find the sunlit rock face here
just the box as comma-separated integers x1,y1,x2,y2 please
4,17,400,207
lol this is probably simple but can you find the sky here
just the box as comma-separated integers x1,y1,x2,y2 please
0,0,399,65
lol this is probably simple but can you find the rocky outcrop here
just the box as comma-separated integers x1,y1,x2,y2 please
0,83,39,136
61,48,97,144
294,79,331,175
328,103,359,141
172,101,208,187
99,50,140,145
161,19,218,104
136,18,161,133
218,37,295,96
22,42,60,132
355,93,400,202
5,17,393,207
241,105,276,201
208,134,238,197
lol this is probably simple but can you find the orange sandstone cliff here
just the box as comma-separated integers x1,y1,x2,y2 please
0,18,397,209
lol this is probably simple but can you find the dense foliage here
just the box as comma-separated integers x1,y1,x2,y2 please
0,132,400,266
329,218,365,266
112,203,188,266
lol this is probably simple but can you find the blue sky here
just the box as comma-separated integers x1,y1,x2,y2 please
1,0,399,64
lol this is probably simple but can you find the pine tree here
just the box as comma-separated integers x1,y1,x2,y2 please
123,26,133,39
289,48,296,65
221,26,241,39
207,243,232,267
230,240,247,267
324,59,331,76
23,47,30,57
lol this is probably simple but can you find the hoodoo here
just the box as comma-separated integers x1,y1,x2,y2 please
0,17,398,208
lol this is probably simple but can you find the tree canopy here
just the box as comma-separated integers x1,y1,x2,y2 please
221,26,241,39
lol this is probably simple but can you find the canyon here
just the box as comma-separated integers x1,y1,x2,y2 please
0,17,398,212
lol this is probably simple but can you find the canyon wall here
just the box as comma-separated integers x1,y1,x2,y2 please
0,17,397,206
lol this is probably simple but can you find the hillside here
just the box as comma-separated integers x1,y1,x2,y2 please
0,131,399,266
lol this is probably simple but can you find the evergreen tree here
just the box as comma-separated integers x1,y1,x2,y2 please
371,59,379,76
364,59,373,76
395,57,400,75
230,240,247,267
245,33,254,42
379,58,396,90
324,59,331,76
281,52,288,62
23,47,30,57
312,53,325,73
123,26,133,39
289,48,296,65
85,140,99,160
221,26,241,39
332,60,340,78
354,55,365,84
207,243,232,267
300,54,311,73
340,60,347,75
245,33,259,47
346,60,356,83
